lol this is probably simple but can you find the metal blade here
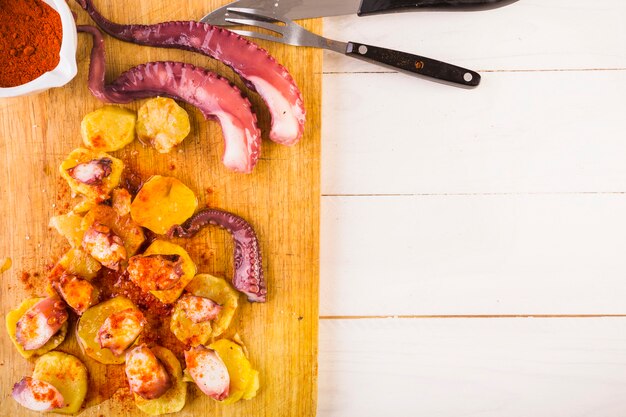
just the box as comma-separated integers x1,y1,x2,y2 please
200,0,362,25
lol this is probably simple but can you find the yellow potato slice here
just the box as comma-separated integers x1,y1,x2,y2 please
59,148,123,203
49,211,85,247
1,257,12,274
58,248,101,280
130,175,198,234
209,339,259,404
81,105,136,151
134,346,187,415
48,249,102,285
5,298,68,359
32,352,88,414
142,240,197,304
77,296,140,364
170,274,238,345
82,204,145,258
136,97,191,153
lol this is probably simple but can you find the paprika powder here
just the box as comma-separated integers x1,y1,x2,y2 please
0,0,63,87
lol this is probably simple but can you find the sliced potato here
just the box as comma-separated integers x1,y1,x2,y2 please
81,105,136,151
0,257,11,274
59,148,123,203
142,240,196,304
32,352,88,414
170,305,212,347
77,297,141,364
49,211,84,247
209,339,259,404
5,298,68,359
48,249,102,284
82,204,145,258
136,97,191,153
133,346,187,415
130,175,197,235
58,248,101,280
170,274,238,345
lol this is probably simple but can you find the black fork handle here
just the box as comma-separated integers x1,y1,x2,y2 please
346,41,480,87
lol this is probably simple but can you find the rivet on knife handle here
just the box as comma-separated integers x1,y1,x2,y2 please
345,42,480,87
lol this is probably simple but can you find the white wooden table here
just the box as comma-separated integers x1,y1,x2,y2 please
318,1,626,415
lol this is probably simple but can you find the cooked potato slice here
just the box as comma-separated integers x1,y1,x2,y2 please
82,204,145,258
139,240,196,304
0,257,11,274
130,175,197,235
77,297,141,364
133,346,187,415
53,248,101,280
209,339,259,404
49,211,84,247
170,274,239,346
136,97,190,153
60,148,123,203
32,352,88,414
170,304,212,347
5,298,68,359
81,105,136,151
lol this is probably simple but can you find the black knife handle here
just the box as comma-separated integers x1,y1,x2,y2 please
358,0,506,16
346,42,480,87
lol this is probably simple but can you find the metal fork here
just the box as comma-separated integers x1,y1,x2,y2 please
226,7,480,87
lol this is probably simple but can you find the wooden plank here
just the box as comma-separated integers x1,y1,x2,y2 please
0,1,320,416
318,317,626,417
321,70,626,195
321,194,626,316
323,0,626,73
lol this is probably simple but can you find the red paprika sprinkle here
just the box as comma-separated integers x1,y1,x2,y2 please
0,0,63,87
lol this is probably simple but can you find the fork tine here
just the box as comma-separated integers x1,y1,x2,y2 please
227,7,286,23
224,17,285,36
229,29,284,43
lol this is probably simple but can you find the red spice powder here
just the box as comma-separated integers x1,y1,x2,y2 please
0,0,63,87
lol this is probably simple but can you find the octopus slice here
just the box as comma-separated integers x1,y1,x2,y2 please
52,273,98,315
177,294,222,323
169,208,266,302
77,0,305,146
97,308,146,356
77,25,261,173
12,377,65,411
82,222,127,271
184,345,230,400
66,158,112,185
15,297,68,351
127,254,184,292
125,345,172,400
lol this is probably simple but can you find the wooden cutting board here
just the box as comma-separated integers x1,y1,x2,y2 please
0,1,320,416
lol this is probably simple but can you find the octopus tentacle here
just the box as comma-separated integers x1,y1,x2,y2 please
77,25,261,173
125,344,172,400
77,0,305,146
15,297,68,351
12,377,65,411
184,345,230,400
168,208,266,303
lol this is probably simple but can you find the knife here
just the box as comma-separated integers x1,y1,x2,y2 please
201,0,517,25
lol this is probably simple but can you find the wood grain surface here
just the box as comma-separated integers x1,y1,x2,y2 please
0,1,321,416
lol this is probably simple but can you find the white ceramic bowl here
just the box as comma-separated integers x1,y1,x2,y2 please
0,0,77,98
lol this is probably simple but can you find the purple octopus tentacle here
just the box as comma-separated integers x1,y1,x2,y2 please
168,209,266,303
76,0,305,146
